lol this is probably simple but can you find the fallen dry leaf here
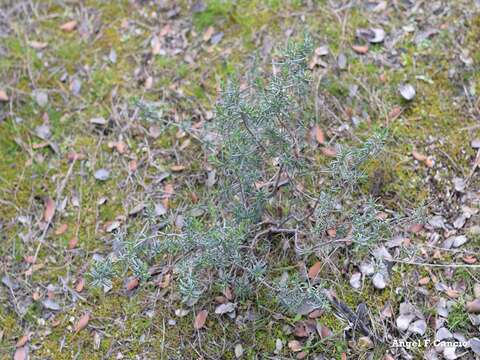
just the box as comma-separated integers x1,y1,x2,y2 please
74,313,90,332
308,309,323,319
288,340,302,352
446,288,460,298
171,165,186,172
75,277,85,292
126,277,139,291
151,35,161,55
352,44,369,54
14,346,27,360
223,287,233,300
29,41,48,49
424,157,434,168
43,197,55,223
466,299,480,313
108,141,127,154
16,334,29,348
55,223,68,235
463,255,477,264
314,126,325,145
408,223,423,233
388,107,402,120
60,20,78,32
129,160,138,173
321,146,336,157
293,322,308,338
203,26,215,42
318,324,332,339
157,273,171,288
418,277,430,285
68,236,78,249
194,310,208,330
67,152,86,162
308,261,321,280
162,183,174,209
0,89,9,101
412,150,427,162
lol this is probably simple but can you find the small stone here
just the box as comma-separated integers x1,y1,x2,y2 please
470,314,480,326
453,215,466,229
429,215,445,228
35,124,51,140
396,314,415,331
470,338,480,354
337,53,347,69
443,346,457,360
90,117,107,125
471,139,480,149
274,338,283,354
474,283,480,299
437,299,449,318
215,302,235,315
436,327,453,341
408,319,427,335
350,272,362,289
452,235,468,248
94,169,110,181
42,299,61,311
453,177,466,192
34,90,48,107
359,262,375,276
234,344,244,358
372,272,387,289
399,84,415,101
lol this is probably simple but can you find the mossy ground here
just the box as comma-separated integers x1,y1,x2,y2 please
1,0,479,359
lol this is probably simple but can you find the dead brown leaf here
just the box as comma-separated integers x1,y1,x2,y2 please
412,150,427,162
308,261,321,280
418,277,430,285
352,44,369,54
321,146,336,157
194,310,208,330
314,126,325,145
67,152,86,162
466,299,480,313
74,313,90,332
68,236,78,249
0,89,9,101
158,273,171,288
171,165,186,172
55,223,68,235
60,20,78,32
14,346,27,360
43,197,55,223
129,160,138,173
75,277,85,292
203,26,215,42
126,277,139,291
16,334,29,348
29,41,48,49
108,141,127,154
463,255,477,264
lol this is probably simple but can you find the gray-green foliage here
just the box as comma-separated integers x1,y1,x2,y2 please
90,35,399,313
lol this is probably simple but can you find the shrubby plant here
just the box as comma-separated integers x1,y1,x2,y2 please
90,35,410,314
